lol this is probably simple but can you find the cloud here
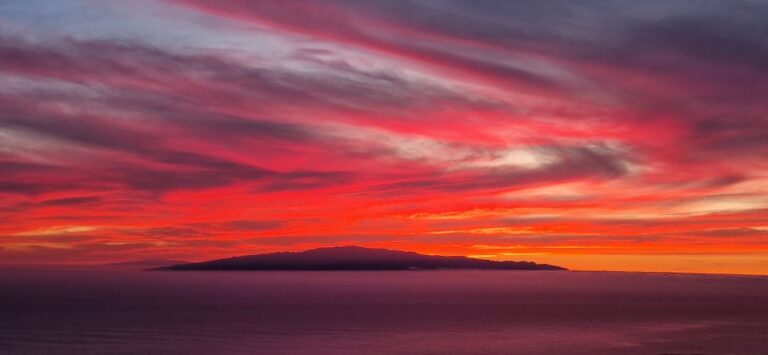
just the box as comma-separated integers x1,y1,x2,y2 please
11,225,99,237
36,196,103,206
0,1,766,270
369,143,635,194
225,220,283,231
169,0,768,161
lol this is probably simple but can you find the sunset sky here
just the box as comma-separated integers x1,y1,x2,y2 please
1,0,767,274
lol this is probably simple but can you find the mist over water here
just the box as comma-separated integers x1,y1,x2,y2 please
1,267,766,354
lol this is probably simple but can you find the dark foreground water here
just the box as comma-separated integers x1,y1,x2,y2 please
1,267,767,354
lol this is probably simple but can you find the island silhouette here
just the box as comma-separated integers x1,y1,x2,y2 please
158,246,566,271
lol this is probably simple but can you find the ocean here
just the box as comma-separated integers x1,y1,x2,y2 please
1,267,766,354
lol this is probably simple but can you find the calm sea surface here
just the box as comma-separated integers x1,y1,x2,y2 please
1,267,767,354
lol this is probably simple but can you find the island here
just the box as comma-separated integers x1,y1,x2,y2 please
157,246,565,271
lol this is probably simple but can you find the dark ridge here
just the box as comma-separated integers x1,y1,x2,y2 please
109,259,189,266
157,246,566,271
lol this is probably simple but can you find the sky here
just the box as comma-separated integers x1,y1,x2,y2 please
1,0,767,274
